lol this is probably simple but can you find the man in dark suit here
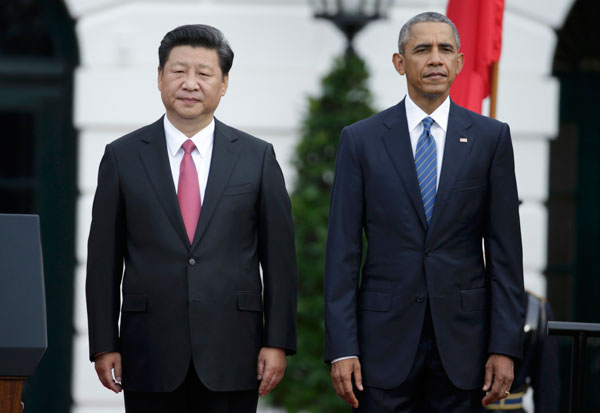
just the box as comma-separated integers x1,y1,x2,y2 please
86,24,297,413
324,12,526,412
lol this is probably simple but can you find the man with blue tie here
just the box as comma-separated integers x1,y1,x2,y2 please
324,11,526,412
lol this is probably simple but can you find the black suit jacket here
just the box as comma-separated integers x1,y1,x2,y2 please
324,100,526,390
86,117,297,392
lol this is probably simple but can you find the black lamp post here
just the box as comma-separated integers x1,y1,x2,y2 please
312,0,393,54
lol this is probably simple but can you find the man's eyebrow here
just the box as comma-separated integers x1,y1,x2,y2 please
171,62,213,69
412,43,432,50
439,42,456,50
412,42,456,51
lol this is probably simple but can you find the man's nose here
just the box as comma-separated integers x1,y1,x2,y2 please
428,49,443,65
182,74,200,89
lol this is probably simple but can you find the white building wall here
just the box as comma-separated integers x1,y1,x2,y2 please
67,0,574,411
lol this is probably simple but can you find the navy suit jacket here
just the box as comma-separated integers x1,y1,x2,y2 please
86,117,297,392
324,99,526,390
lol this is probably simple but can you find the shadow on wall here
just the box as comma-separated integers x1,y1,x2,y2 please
0,1,79,412
547,0,600,411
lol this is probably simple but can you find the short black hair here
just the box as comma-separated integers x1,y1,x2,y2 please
158,24,234,75
398,12,460,54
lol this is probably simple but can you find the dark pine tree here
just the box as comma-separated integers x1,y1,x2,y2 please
270,51,376,412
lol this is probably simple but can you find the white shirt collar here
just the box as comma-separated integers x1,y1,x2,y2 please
163,115,215,158
404,94,451,134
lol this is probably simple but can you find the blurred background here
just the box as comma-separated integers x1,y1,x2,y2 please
1,0,598,412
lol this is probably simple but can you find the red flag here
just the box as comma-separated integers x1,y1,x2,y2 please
446,0,505,114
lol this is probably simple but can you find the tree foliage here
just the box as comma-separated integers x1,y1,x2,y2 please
270,52,376,412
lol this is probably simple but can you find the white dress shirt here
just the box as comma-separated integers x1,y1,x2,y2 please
164,115,214,201
331,95,451,364
404,93,450,190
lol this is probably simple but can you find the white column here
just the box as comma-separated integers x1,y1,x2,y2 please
67,0,575,411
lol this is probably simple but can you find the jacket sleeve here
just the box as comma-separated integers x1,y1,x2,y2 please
323,127,364,363
258,143,298,354
86,144,126,361
484,123,527,359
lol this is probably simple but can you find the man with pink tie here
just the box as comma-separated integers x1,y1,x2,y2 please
86,24,297,413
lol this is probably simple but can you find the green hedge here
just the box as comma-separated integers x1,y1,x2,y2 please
270,52,376,412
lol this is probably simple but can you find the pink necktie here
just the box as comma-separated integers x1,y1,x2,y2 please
178,140,201,243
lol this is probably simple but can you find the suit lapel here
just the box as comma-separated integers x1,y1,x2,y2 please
191,119,240,250
138,117,190,249
426,102,474,239
380,100,428,230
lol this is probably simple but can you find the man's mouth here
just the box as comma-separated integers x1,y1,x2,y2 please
424,72,447,79
178,97,201,103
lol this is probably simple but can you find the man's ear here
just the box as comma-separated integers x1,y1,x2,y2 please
392,53,406,75
221,73,229,97
157,66,163,91
456,53,465,75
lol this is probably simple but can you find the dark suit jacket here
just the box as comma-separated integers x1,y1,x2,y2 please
324,99,526,390
86,117,297,392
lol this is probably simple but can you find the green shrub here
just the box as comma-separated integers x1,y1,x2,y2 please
270,51,376,412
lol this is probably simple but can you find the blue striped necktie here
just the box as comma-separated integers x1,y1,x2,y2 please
415,117,437,225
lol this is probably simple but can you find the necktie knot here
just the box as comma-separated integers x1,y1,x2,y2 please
182,139,196,155
422,117,434,133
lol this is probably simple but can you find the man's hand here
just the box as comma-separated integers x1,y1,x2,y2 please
482,354,514,406
257,347,286,397
94,352,122,394
331,358,363,408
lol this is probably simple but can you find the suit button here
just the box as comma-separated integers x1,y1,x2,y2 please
188,258,196,266
424,249,431,257
416,296,425,303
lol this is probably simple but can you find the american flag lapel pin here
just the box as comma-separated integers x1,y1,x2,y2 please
460,137,468,143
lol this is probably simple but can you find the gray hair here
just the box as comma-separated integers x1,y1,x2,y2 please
398,12,460,54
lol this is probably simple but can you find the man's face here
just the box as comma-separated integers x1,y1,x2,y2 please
158,45,228,127
393,22,463,103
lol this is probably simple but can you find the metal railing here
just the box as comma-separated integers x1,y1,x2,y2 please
547,321,600,412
